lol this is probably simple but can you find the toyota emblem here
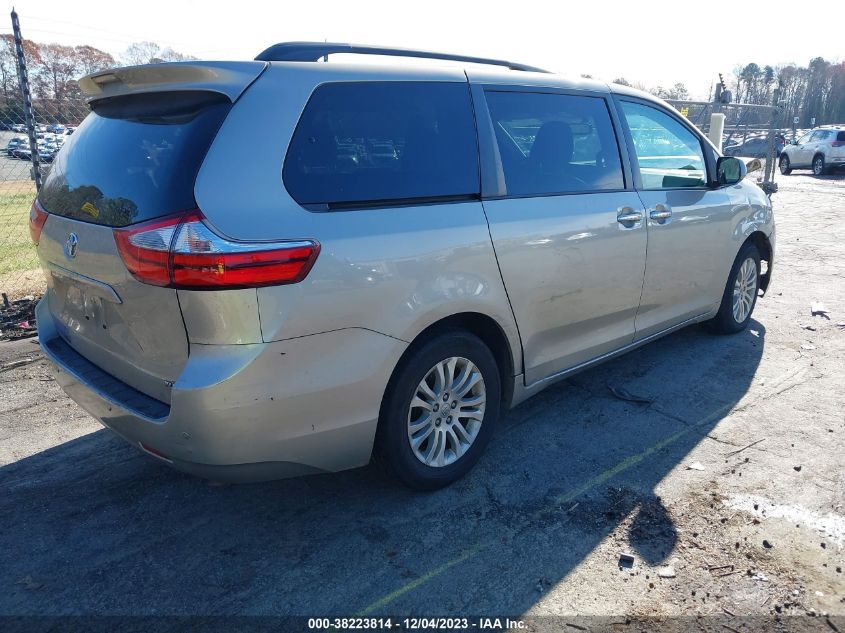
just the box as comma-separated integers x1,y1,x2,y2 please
64,233,79,259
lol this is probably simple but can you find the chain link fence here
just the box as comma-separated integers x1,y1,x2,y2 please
1,11,91,301
0,100,89,300
665,100,778,143
665,99,781,188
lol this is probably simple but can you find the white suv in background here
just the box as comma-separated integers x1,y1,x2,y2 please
779,126,845,176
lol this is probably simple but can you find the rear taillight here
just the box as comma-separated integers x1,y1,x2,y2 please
29,199,49,245
113,210,320,289
832,141,845,147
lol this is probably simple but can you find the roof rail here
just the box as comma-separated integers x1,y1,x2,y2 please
254,41,551,74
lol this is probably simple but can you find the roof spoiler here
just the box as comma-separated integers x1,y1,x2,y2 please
78,61,267,104
255,41,550,74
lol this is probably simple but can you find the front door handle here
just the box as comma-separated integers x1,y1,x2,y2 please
649,204,672,222
617,207,643,224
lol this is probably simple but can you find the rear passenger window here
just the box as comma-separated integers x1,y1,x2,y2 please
283,82,479,209
484,91,624,196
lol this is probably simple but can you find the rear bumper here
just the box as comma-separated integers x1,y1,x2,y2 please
37,297,407,482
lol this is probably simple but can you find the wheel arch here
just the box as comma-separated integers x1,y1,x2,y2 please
744,230,773,295
387,312,518,410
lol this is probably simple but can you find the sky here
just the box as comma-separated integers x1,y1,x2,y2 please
2,0,843,99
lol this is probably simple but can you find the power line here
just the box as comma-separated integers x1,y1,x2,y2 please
0,23,234,58
0,26,155,47
15,14,194,49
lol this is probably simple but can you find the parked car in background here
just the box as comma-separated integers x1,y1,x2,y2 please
779,126,845,175
32,43,775,489
11,139,31,159
15,142,42,161
5,137,26,154
39,141,59,162
723,135,784,158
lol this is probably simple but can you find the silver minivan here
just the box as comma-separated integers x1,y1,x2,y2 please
32,43,775,489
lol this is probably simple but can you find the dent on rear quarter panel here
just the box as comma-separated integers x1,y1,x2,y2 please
177,288,263,344
168,328,408,471
193,64,523,371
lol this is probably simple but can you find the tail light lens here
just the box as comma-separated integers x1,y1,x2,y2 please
113,210,320,289
832,141,845,147
29,199,49,245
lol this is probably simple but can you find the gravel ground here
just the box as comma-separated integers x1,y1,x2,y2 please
0,172,843,629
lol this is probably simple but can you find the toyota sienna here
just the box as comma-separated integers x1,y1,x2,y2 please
32,43,775,489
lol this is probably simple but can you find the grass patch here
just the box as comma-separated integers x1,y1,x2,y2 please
0,182,38,276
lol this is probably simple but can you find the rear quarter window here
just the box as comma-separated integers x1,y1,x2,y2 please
282,82,479,210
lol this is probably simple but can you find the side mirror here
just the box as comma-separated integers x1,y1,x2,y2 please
716,156,746,186
791,139,800,145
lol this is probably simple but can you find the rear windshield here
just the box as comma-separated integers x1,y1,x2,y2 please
838,131,845,142
38,91,231,227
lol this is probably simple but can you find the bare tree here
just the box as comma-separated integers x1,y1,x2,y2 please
651,82,689,100
0,35,18,102
74,45,115,76
157,47,197,62
826,62,845,123
121,41,162,66
0,33,41,101
121,41,195,65
35,43,78,100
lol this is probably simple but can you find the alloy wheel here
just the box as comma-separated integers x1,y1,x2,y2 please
407,356,486,467
732,257,757,323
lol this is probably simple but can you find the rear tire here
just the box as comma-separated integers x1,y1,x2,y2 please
779,154,792,175
812,154,827,176
375,330,501,490
709,242,761,335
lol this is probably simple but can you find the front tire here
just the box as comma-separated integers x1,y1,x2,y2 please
709,242,761,335
779,154,792,175
375,330,501,490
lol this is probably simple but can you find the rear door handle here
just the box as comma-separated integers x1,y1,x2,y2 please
649,204,672,222
617,207,643,224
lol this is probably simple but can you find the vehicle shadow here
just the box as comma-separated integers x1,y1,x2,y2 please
0,321,765,616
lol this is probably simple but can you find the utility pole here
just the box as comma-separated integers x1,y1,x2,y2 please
714,74,723,109
761,84,781,196
11,8,41,190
